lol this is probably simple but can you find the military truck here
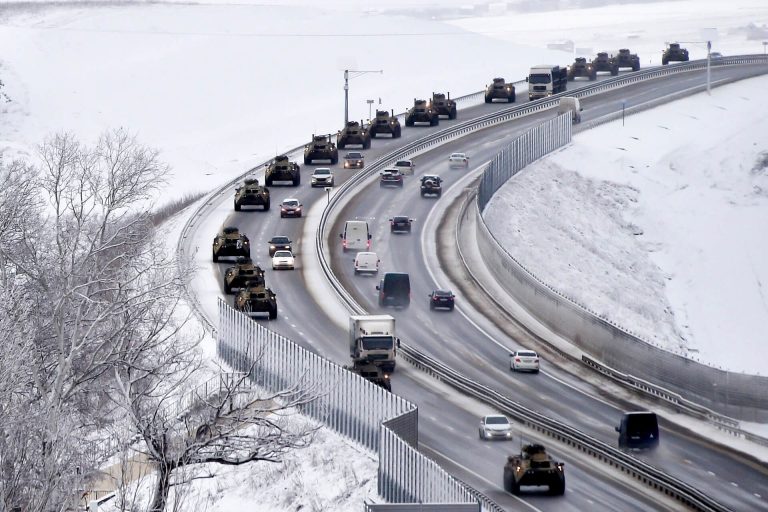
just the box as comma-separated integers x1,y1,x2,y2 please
265,155,301,187
592,52,619,76
234,282,278,320
405,99,439,127
344,361,392,392
303,134,338,165
420,175,443,198
337,120,371,149
369,109,402,138
234,178,270,211
662,43,689,65
212,227,250,262
223,257,265,294
431,92,457,119
485,78,516,103
615,48,641,71
567,57,596,81
503,444,565,496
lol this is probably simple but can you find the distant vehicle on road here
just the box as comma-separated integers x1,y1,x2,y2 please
354,251,380,275
311,167,335,187
267,236,292,256
510,350,540,373
343,151,365,169
380,168,404,188
271,250,295,270
448,152,469,168
280,198,302,218
389,216,414,234
428,289,455,311
616,411,659,450
479,414,512,441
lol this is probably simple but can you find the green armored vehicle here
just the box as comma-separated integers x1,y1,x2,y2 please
265,155,301,187
303,134,338,165
567,57,596,80
615,48,640,71
234,282,277,320
662,43,689,65
369,109,402,138
431,92,457,119
503,444,565,496
234,178,270,211
592,52,618,75
405,99,438,127
344,361,392,392
485,78,516,103
337,121,371,149
212,226,250,262
223,257,265,294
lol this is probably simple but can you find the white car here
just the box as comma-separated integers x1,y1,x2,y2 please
272,250,295,270
510,349,540,373
392,159,415,175
311,167,335,187
448,152,469,168
478,414,513,441
354,251,380,274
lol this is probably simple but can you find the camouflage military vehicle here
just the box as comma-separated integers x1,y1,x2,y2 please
212,226,250,262
567,57,596,80
484,78,516,103
369,109,402,138
420,174,443,198
265,155,301,187
303,134,338,165
234,282,277,320
592,52,618,76
431,92,457,119
337,121,371,149
615,48,640,71
234,178,270,211
503,444,565,496
662,43,689,65
405,99,439,127
223,257,265,294
344,361,392,392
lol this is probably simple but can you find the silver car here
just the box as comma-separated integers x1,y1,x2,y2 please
479,414,513,441
510,350,540,373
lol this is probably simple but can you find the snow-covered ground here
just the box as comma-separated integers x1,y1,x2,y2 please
2,0,768,508
484,75,768,373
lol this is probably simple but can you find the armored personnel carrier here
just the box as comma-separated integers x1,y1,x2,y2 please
484,78,516,103
662,43,689,65
503,444,565,495
592,52,618,75
212,227,250,262
234,178,270,211
223,257,265,294
369,109,402,138
405,99,438,127
234,282,277,320
337,121,371,149
615,48,640,71
567,57,596,80
265,155,300,187
303,134,338,165
344,361,391,392
431,92,457,119
420,175,443,198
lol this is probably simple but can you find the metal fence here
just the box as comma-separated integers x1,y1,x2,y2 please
216,299,485,508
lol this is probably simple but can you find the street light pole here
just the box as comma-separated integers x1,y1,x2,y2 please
366,99,374,122
343,69,383,125
706,40,711,95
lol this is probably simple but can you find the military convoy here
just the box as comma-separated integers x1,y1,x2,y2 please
234,178,270,211
485,78,516,103
212,227,251,262
337,121,372,149
234,282,278,320
405,99,439,127
431,92,457,119
503,444,565,496
223,257,265,294
303,134,338,165
615,48,641,71
567,57,596,81
265,155,301,186
344,361,392,392
662,43,689,65
369,109,402,138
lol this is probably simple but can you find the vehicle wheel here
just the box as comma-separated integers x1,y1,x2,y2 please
293,176,301,186
280,212,285,218
264,199,270,211
224,280,232,294
234,202,241,211
364,139,371,150
303,156,311,165
448,304,454,311
394,126,401,138
662,58,668,65
484,95,492,104
405,118,414,127
503,472,512,492
450,109,457,120
212,250,219,263
268,306,278,320
611,67,618,76
508,94,515,103
590,72,597,80
265,177,273,186
331,154,338,165
337,139,346,149
533,369,540,374
430,117,439,126
510,480,521,495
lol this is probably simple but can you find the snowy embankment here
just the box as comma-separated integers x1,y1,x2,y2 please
484,75,768,374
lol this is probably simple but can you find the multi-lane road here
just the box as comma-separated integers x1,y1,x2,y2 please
184,62,768,511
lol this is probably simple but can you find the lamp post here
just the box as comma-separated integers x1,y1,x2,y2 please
366,99,375,123
343,69,383,125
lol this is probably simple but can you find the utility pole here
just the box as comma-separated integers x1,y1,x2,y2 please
366,99,375,122
344,69,383,125
706,40,711,95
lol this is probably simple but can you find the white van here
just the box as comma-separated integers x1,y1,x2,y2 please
340,220,371,252
557,96,582,124
354,252,380,274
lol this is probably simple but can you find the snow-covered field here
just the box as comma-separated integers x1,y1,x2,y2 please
2,0,768,508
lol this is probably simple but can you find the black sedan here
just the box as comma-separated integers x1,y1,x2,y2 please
267,235,292,256
428,290,455,310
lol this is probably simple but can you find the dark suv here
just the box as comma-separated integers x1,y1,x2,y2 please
389,216,414,233
428,290,455,310
377,272,411,308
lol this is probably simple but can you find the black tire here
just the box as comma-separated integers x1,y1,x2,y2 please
449,108,457,120
268,306,277,320
632,62,640,71
280,212,285,218
448,304,454,311
234,202,241,212
331,154,338,165
430,117,439,126
662,58,668,65
405,118,414,127
394,126,401,138
264,199,270,211
510,479,520,495
293,174,300,186
611,67,619,76
224,280,232,295
484,95,492,104
533,368,540,374
337,138,346,149
509,92,515,103
212,250,219,263
363,139,371,150
265,177,273,186
303,156,311,165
